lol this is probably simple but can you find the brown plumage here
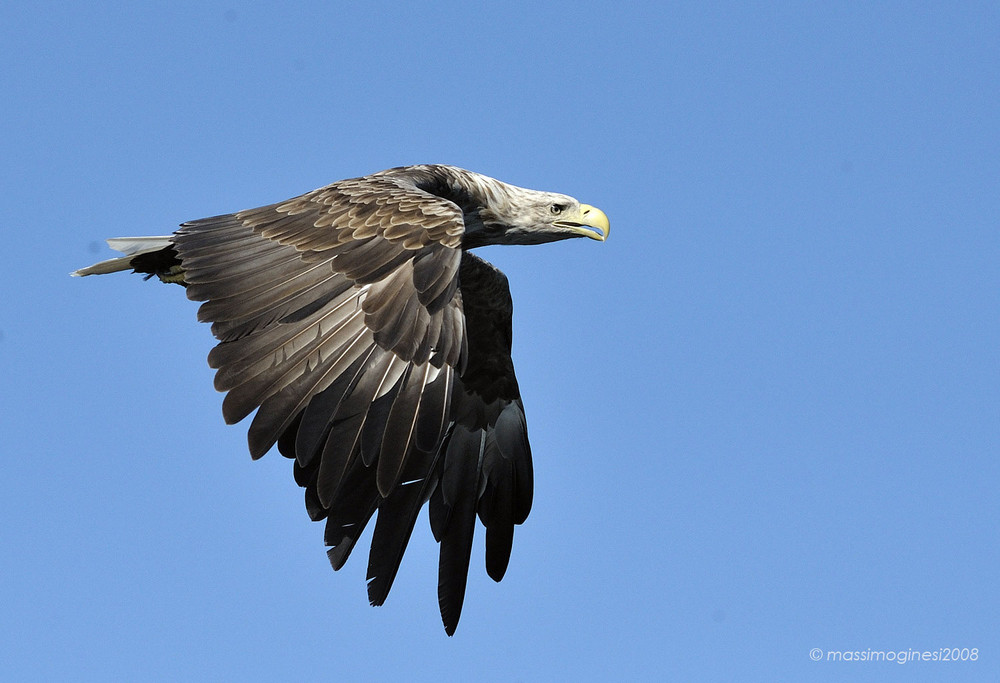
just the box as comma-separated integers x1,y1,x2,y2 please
73,164,609,635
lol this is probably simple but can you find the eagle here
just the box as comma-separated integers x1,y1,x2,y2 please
74,164,609,635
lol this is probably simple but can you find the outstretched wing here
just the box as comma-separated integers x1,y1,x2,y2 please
430,254,533,633
171,171,532,635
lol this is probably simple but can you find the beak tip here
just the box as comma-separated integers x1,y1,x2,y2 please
580,204,610,241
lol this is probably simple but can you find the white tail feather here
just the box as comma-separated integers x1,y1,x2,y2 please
71,236,173,277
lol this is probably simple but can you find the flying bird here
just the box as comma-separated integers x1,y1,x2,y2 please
74,164,609,635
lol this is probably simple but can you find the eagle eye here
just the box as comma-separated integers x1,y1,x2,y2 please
550,204,566,215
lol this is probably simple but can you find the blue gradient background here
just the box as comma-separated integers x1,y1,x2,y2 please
2,3,997,681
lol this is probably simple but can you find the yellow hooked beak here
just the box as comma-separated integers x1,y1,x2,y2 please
555,204,610,241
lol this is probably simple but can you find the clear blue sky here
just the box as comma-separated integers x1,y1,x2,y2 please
2,2,997,681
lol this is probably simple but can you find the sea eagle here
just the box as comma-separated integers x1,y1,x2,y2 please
74,164,609,635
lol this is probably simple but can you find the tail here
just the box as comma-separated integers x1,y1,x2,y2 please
72,236,185,284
